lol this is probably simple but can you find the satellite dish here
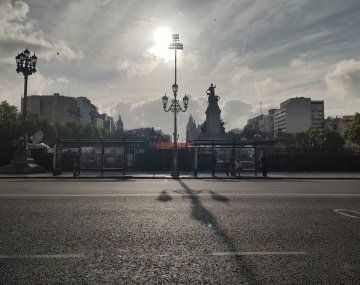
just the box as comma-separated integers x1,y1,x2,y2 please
30,131,44,144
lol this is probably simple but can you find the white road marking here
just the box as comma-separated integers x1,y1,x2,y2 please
0,193,360,197
0,254,84,259
213,251,307,256
334,209,360,219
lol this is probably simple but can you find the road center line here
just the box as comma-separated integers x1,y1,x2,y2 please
334,209,360,219
213,251,307,256
0,254,84,259
0,193,360,197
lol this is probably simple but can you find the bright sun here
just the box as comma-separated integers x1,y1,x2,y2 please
150,27,173,61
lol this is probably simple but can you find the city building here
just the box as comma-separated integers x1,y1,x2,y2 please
76,97,92,125
26,93,114,131
104,115,115,133
325,115,354,135
25,93,80,125
245,109,276,135
116,115,124,136
186,114,200,142
274,97,324,135
96,113,115,133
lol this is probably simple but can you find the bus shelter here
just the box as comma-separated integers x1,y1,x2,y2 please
53,138,145,176
192,139,276,177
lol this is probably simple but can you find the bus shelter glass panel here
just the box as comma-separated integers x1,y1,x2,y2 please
80,146,102,170
60,147,80,171
126,146,135,170
236,147,255,171
104,146,124,169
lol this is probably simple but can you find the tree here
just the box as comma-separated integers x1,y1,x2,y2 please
0,101,21,147
344,113,360,145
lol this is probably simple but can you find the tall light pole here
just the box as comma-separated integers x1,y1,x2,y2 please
15,48,37,157
162,34,189,178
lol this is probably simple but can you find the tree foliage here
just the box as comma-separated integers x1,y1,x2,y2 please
0,101,170,148
344,113,360,145
277,128,345,150
0,101,21,147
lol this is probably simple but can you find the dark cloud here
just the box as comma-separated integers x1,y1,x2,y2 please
1,0,360,125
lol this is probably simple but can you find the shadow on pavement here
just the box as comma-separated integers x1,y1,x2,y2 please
175,179,259,284
208,190,230,203
157,190,173,202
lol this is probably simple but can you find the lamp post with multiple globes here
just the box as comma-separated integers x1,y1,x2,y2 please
15,48,37,156
162,34,189,177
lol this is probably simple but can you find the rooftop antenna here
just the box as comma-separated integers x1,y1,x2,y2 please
260,101,263,115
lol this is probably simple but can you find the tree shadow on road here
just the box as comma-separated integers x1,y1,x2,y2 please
176,179,260,284
208,190,229,203
157,190,173,202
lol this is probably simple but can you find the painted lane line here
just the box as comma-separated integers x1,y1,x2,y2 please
213,251,307,256
334,209,360,219
0,254,84,259
1,193,360,197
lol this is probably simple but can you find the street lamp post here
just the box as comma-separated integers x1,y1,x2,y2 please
15,48,37,157
162,34,189,178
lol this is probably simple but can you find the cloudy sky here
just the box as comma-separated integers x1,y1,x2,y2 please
1,0,360,140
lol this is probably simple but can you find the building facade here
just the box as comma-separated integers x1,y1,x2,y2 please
25,93,80,125
76,97,92,125
274,97,324,135
325,115,354,135
246,109,276,135
186,114,200,142
26,93,114,131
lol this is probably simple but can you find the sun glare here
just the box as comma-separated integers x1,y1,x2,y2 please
150,27,173,61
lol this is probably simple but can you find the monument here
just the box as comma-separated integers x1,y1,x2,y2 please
197,83,227,140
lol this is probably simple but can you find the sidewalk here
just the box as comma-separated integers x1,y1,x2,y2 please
1,171,360,179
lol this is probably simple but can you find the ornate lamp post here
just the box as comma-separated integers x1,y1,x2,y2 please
16,48,37,156
162,34,189,177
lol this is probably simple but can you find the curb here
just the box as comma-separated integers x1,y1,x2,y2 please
0,175,360,180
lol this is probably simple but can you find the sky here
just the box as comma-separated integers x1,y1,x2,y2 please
1,0,360,140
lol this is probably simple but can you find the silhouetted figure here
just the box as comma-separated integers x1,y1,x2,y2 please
230,159,236,177
235,160,242,177
73,154,80,178
210,155,216,177
224,160,229,176
262,156,268,177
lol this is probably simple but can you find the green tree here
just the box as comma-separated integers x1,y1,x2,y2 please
26,113,57,146
344,113,360,145
0,101,21,147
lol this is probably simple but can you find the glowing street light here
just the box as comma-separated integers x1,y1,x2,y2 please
161,34,189,177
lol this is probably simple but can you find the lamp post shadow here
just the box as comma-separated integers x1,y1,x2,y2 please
156,179,259,284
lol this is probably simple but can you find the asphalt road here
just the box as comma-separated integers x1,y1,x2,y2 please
0,179,359,284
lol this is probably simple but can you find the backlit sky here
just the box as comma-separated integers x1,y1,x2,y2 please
1,0,360,139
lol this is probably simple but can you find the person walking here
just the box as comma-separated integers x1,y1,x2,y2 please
224,160,229,176
73,154,80,178
210,154,217,177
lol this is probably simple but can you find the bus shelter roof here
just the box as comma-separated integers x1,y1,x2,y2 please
192,139,277,147
56,138,145,147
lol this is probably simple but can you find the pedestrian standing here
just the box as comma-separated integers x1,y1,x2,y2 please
224,160,229,176
210,155,216,177
73,154,80,177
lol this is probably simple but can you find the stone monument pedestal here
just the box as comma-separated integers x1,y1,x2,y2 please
0,157,45,174
0,142,45,174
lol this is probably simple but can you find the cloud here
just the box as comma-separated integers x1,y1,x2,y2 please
325,59,360,99
115,52,159,78
109,96,205,140
109,95,254,139
0,0,80,61
221,99,256,130
1,0,360,125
